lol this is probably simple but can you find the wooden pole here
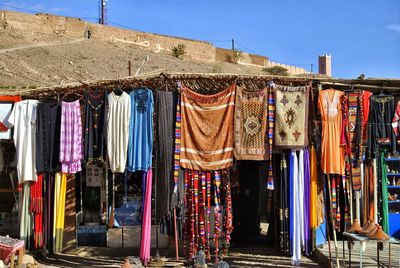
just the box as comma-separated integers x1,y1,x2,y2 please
174,208,179,261
327,175,340,268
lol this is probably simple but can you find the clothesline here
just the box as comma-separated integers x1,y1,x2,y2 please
6,71,400,97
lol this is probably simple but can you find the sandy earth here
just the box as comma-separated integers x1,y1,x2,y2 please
0,28,266,90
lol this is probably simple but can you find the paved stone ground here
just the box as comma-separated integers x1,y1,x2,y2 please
316,240,400,267
31,246,323,268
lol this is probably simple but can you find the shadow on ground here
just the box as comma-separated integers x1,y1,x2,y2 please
34,246,324,268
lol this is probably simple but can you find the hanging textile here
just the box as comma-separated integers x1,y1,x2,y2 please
303,148,311,256
107,91,131,173
279,153,289,254
183,170,232,261
7,100,39,183
171,95,182,208
128,89,154,172
20,182,32,246
44,174,55,252
140,169,153,266
318,89,345,175
84,92,106,163
180,85,235,171
60,100,82,174
233,86,269,160
362,91,373,142
36,102,61,173
155,90,176,219
30,174,43,249
290,150,302,266
222,170,233,256
391,100,400,137
0,95,22,139
267,87,275,190
367,95,396,158
274,85,310,148
341,91,372,191
310,146,318,229
54,173,67,253
380,153,389,233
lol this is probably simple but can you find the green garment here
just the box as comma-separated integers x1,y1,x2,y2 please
381,153,389,233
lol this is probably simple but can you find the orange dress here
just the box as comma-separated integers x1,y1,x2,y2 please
318,89,345,175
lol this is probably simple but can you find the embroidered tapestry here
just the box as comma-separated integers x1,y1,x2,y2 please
180,85,235,171
234,86,269,160
274,85,310,148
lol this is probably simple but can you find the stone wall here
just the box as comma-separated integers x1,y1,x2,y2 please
1,10,216,62
1,10,310,74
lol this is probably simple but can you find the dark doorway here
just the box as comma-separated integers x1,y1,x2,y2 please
231,161,269,247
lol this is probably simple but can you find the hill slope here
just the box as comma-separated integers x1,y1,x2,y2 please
0,28,266,88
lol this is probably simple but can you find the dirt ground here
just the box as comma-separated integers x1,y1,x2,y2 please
0,28,266,91
32,246,323,268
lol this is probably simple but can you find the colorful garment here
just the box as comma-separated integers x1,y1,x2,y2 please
60,100,82,174
140,169,153,266
392,100,400,137
318,89,345,175
380,153,389,233
7,100,39,183
234,86,269,160
275,85,310,148
267,87,275,190
310,146,318,229
31,174,43,249
180,85,235,171
53,173,67,253
127,89,154,172
107,91,131,173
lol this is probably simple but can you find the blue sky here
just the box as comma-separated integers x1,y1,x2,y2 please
1,0,399,78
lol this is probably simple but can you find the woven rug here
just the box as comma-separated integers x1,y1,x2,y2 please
180,85,235,171
274,85,310,148
234,86,269,160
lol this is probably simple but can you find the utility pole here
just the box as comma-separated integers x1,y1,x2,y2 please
128,61,131,76
231,39,235,50
99,0,108,25
310,63,313,73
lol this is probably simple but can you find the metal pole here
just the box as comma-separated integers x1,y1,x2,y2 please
101,0,105,25
231,39,235,50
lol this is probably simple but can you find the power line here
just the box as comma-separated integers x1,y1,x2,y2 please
0,3,39,14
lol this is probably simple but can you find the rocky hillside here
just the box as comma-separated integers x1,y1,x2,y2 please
0,27,267,89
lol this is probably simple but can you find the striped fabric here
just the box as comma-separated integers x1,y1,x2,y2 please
180,85,235,171
173,96,181,194
267,87,275,190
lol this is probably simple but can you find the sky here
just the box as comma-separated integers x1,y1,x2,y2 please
1,0,400,78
